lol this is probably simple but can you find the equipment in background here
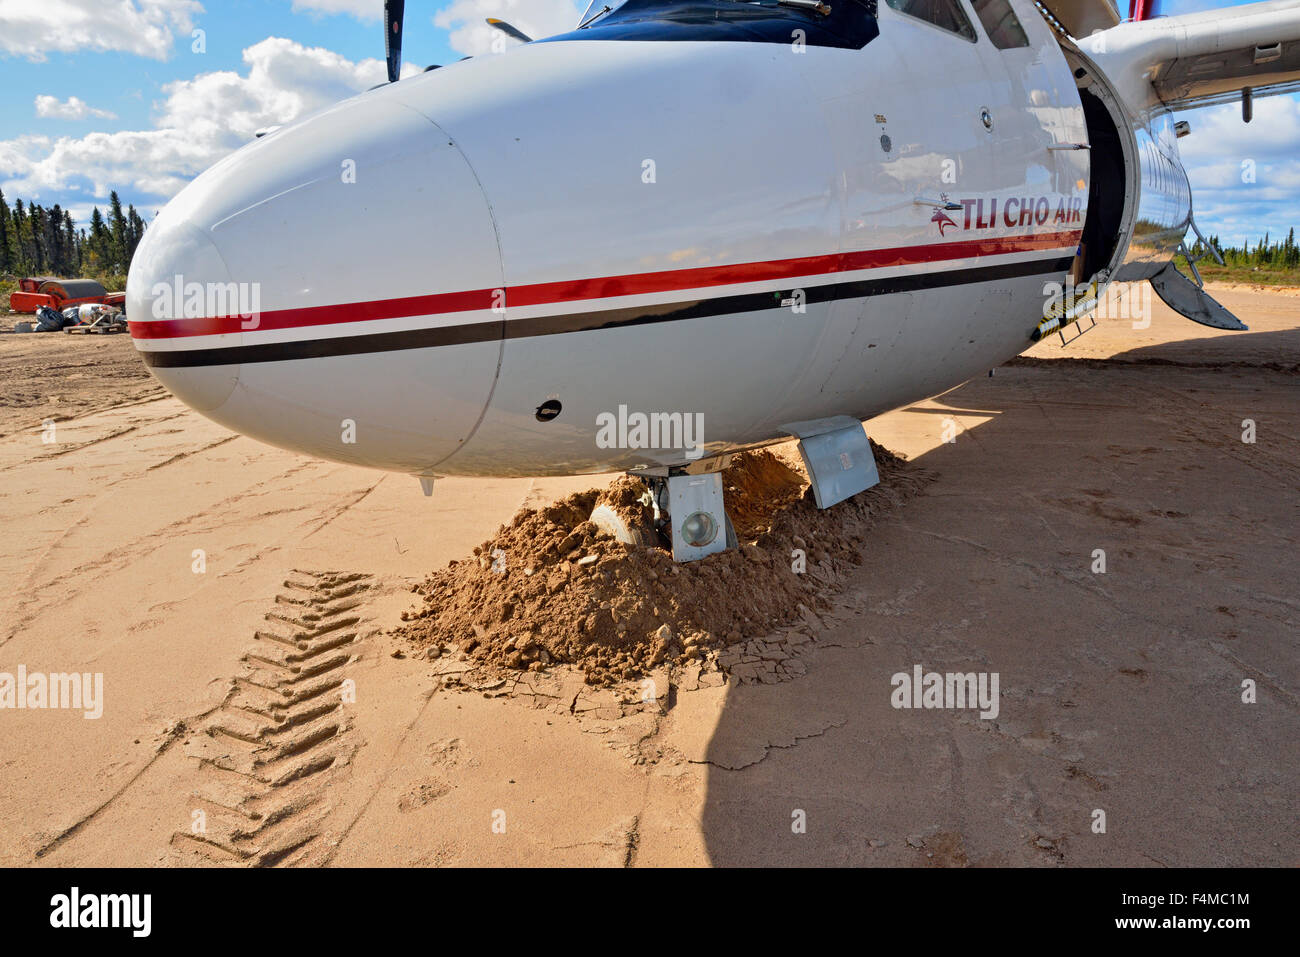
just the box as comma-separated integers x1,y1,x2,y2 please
66,304,128,335
23,302,125,334
8,277,126,315
34,305,67,332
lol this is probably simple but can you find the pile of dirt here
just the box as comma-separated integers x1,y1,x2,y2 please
395,444,930,686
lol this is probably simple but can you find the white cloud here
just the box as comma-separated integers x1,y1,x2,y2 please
156,36,393,140
1178,95,1300,163
34,94,118,121
434,0,582,56
1178,94,1300,246
0,0,204,61
0,37,396,204
0,134,52,182
291,0,382,19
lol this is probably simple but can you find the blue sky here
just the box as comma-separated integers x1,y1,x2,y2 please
0,0,581,223
0,0,1295,248
0,3,348,134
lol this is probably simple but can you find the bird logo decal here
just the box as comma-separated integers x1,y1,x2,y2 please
931,208,958,236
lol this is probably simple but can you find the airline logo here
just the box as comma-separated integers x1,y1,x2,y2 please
931,208,958,236
936,196,1085,234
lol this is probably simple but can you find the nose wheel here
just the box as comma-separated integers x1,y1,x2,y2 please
589,464,737,563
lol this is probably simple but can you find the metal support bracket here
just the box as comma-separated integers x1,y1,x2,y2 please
1181,215,1226,290
661,471,731,563
784,417,879,510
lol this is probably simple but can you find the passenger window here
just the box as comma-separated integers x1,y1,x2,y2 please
970,0,1030,48
884,0,977,42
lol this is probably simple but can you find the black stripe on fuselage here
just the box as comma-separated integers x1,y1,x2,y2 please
139,256,1072,368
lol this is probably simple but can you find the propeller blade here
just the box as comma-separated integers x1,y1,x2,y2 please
385,0,405,83
486,18,533,43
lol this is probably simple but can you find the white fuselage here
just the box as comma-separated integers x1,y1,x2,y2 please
127,1,1092,477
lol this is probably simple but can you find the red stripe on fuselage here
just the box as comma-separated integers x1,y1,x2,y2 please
129,231,1081,340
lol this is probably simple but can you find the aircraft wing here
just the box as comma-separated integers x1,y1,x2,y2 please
1080,0,1300,111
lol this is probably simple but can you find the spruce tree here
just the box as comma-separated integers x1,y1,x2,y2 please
108,191,128,272
30,204,46,273
48,204,65,274
88,207,109,272
0,188,10,274
126,205,145,263
64,210,78,273
11,200,25,273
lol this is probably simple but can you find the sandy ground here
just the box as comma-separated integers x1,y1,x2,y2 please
0,283,1295,867
0,330,159,439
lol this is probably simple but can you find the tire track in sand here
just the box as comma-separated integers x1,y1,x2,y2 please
171,571,373,866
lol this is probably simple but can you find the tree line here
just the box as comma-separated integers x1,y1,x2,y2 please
1193,228,1300,269
0,189,147,280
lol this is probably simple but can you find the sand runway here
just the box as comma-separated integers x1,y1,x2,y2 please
1,284,1294,866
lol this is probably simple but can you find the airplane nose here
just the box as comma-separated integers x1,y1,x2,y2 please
127,217,241,412
127,87,507,472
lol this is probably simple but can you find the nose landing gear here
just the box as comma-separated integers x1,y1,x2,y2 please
590,418,879,564
645,469,739,563
590,459,738,563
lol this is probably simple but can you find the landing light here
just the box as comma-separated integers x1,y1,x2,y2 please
680,511,719,548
